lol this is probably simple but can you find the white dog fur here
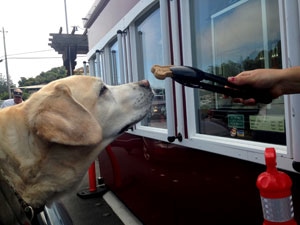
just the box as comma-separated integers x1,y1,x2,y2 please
0,75,153,209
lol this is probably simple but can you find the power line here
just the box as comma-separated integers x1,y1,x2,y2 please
0,49,54,58
0,55,87,60
8,57,61,59
10,49,53,56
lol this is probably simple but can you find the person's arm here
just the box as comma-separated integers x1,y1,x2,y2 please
277,66,300,95
0,99,14,109
1,101,8,109
227,67,300,104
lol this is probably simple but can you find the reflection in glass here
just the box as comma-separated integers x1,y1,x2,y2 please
190,0,285,145
137,7,167,129
110,41,121,85
95,50,104,79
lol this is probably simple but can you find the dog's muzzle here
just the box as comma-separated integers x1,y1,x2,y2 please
138,79,151,88
117,79,153,135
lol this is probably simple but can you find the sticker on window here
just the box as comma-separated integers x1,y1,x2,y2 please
249,115,285,133
228,114,245,129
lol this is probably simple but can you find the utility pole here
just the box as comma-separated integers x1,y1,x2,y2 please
1,27,11,98
64,0,73,75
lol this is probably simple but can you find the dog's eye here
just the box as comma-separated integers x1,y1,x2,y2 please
99,85,108,96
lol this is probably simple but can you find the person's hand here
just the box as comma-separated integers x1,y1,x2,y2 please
227,69,284,105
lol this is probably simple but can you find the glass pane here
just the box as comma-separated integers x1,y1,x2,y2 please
137,7,167,129
95,51,104,79
110,41,121,85
190,0,285,145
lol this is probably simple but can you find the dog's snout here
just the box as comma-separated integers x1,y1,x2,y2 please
138,80,151,88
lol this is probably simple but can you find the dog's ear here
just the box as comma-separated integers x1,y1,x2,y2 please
32,83,102,146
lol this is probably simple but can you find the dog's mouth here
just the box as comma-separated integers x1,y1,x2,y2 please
117,88,153,135
117,118,142,135
117,116,145,135
118,124,133,135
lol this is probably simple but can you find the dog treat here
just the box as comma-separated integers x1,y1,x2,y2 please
151,64,273,104
151,65,174,80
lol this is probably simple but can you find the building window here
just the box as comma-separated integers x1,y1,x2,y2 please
190,0,285,145
95,50,104,80
136,7,167,129
110,40,121,85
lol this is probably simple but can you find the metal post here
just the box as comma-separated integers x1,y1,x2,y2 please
95,50,101,78
64,0,69,34
83,61,87,75
2,27,11,98
64,0,73,75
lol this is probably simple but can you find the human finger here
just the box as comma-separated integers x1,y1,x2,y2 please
231,97,257,105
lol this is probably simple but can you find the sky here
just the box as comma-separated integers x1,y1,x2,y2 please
0,0,95,85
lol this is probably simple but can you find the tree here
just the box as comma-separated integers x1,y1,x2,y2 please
0,73,12,100
0,66,69,100
18,66,67,87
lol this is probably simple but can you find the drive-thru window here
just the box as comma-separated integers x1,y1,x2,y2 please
83,1,300,224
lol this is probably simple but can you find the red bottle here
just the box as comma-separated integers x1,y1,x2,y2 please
256,147,297,225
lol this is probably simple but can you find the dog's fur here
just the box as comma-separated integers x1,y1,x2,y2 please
0,75,153,209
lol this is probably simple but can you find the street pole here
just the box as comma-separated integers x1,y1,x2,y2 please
1,27,11,98
64,0,73,75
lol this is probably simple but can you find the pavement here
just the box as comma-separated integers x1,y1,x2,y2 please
41,167,125,225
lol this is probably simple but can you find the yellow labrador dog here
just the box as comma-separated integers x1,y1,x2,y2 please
0,75,153,224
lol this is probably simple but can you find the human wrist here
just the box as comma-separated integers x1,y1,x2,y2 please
279,67,300,95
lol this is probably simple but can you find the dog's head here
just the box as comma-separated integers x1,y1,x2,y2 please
0,75,153,209
26,75,153,148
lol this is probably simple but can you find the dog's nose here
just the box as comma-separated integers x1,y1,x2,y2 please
138,80,151,88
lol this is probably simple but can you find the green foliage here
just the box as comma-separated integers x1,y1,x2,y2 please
0,73,13,100
18,66,67,87
0,66,68,100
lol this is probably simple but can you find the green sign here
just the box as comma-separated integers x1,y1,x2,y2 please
249,115,285,133
228,114,244,129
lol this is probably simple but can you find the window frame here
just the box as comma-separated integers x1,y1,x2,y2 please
131,2,170,137
86,0,300,172
179,0,300,171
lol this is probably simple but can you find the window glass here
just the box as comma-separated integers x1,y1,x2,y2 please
137,7,167,129
110,41,121,85
190,0,285,145
95,53,103,79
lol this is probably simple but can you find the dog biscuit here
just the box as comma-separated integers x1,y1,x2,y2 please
151,65,174,80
